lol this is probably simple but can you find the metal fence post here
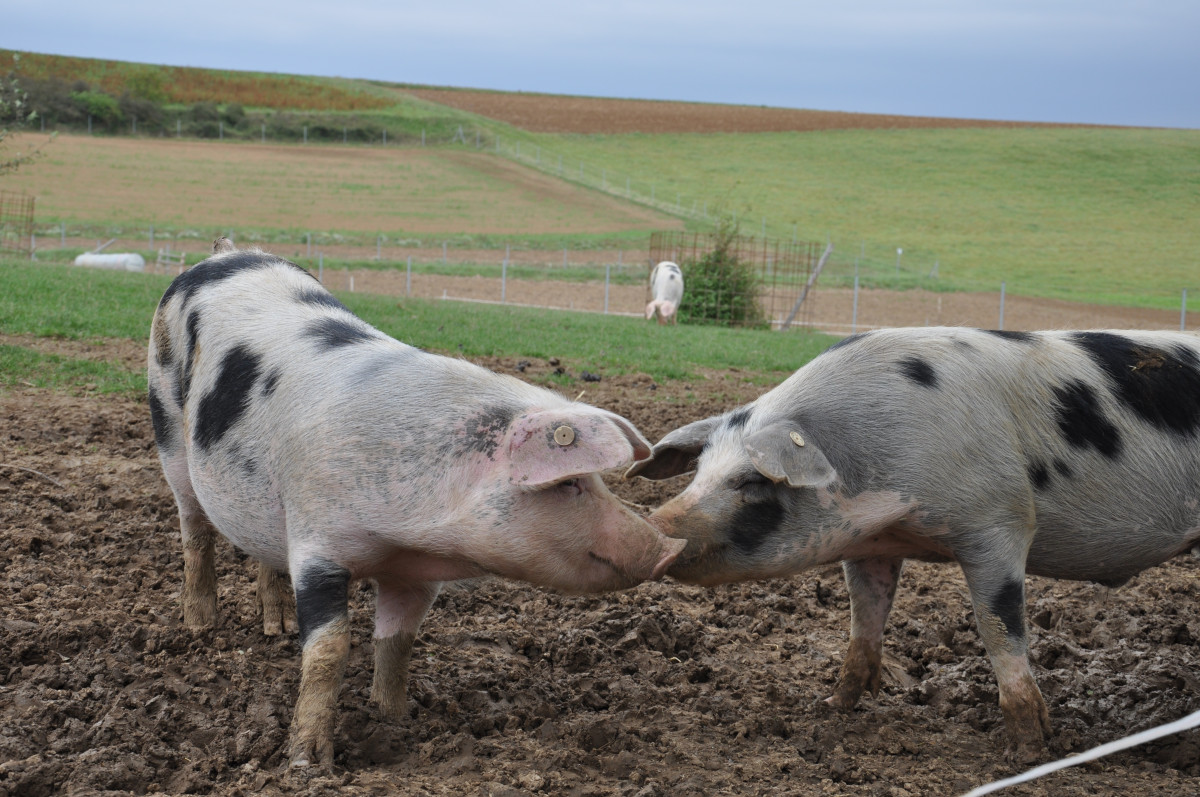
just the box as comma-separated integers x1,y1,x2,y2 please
852,275,859,333
604,263,611,314
1183,288,1188,331
999,281,1006,330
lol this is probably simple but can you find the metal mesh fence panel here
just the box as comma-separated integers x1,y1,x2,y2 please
650,231,819,329
0,189,35,256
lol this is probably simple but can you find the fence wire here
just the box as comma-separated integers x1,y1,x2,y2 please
0,189,35,256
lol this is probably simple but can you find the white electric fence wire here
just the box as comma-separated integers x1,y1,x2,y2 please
961,708,1200,796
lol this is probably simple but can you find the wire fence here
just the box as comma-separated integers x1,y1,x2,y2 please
0,189,35,256
649,230,823,329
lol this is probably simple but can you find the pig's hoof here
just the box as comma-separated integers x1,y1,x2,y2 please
1005,737,1047,767
183,604,217,631
288,738,333,770
824,682,865,712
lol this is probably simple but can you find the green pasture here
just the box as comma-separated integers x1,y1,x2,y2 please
0,260,834,395
9,50,1200,312
501,125,1200,307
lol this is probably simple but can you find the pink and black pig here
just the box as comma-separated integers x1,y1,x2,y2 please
629,326,1200,758
148,239,684,767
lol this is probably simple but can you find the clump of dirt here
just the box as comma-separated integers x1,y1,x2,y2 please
2,343,1198,796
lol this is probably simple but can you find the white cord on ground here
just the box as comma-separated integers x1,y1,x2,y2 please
961,708,1200,797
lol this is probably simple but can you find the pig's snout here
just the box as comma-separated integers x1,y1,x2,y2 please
652,537,687,580
584,520,687,590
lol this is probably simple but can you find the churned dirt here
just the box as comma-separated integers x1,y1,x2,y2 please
401,89,1090,135
3,334,1199,797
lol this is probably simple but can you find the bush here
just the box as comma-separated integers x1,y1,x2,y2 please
677,217,766,327
70,90,122,127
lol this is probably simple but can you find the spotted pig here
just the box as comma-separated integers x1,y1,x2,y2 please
645,261,683,325
628,326,1200,757
148,239,684,768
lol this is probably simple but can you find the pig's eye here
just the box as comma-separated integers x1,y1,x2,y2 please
555,478,582,496
733,473,772,492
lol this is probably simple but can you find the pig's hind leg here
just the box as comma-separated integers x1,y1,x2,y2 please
257,562,297,636
828,558,903,711
370,578,441,719
161,456,220,630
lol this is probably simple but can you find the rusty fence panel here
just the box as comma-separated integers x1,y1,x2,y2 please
0,190,36,257
649,231,820,329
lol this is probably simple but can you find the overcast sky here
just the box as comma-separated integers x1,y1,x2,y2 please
4,1,1197,129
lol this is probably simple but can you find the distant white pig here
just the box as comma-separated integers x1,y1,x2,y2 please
629,326,1200,758
645,261,683,325
148,240,684,768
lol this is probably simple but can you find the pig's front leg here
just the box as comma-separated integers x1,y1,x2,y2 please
828,558,903,710
288,558,352,769
958,555,1050,760
371,578,441,718
258,562,297,636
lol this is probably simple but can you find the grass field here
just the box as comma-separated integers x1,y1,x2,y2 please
8,50,1200,312
0,260,835,393
4,134,679,240
498,126,1200,304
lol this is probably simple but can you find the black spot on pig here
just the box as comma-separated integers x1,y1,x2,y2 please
990,578,1026,640
1028,461,1051,491
726,407,752,430
148,386,172,450
824,332,871,354
295,559,350,647
261,368,282,397
984,330,1038,344
180,309,202,405
307,317,378,350
898,357,938,388
1053,380,1122,460
296,288,350,312
1070,332,1200,436
194,345,263,451
460,406,516,459
159,251,313,310
1053,459,1074,479
730,498,785,554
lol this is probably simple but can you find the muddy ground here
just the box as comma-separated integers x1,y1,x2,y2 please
2,336,1199,797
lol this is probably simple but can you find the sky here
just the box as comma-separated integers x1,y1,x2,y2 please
4,0,1198,129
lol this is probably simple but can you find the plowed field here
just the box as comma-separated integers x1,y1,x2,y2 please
403,89,1086,134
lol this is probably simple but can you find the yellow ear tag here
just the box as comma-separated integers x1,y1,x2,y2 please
789,431,805,447
554,425,576,446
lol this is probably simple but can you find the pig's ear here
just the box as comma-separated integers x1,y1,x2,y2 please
625,416,720,480
509,409,649,488
743,423,836,489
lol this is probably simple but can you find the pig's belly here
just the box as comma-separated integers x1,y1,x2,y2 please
1025,522,1199,586
189,453,290,571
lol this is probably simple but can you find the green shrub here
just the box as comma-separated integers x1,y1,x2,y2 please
677,217,766,327
70,89,121,125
